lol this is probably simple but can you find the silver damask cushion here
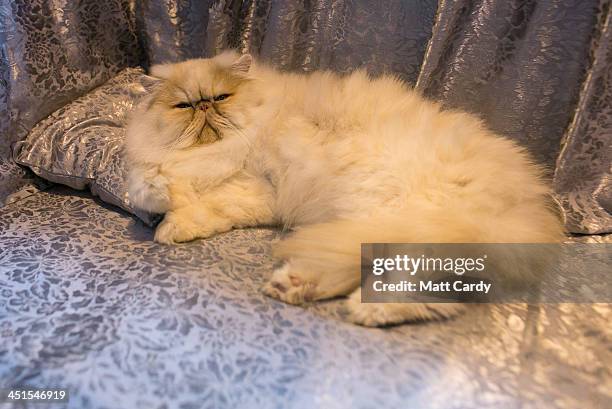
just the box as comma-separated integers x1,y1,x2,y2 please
13,67,160,225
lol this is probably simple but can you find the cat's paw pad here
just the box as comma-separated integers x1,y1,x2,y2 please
262,264,316,305
154,217,197,244
346,290,465,327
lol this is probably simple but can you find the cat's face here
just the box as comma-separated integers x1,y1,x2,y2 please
144,52,257,150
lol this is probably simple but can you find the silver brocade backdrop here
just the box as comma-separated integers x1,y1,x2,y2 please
1,0,610,234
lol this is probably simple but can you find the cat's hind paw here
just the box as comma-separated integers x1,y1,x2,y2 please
262,263,317,305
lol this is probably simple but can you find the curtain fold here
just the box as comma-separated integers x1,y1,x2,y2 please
553,4,611,234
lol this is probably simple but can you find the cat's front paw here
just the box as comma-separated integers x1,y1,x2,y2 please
346,289,465,327
154,214,198,244
262,263,317,305
128,166,170,213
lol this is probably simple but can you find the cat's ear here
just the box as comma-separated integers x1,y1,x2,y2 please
149,63,174,80
231,54,252,75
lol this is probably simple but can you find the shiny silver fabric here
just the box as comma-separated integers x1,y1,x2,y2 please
137,0,438,82
13,68,161,225
553,5,612,234
1,0,611,234
0,187,610,409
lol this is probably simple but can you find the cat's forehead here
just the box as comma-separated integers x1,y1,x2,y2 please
168,61,242,100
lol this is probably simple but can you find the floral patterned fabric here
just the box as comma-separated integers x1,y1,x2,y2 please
0,187,610,409
137,0,438,84
553,5,612,234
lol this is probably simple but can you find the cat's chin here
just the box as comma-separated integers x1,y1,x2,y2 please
198,125,221,145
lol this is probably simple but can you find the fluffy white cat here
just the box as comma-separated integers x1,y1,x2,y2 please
124,51,563,326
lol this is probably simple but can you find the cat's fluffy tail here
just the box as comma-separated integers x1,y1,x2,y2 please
273,200,564,298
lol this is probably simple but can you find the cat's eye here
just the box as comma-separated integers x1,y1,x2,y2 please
214,94,231,102
174,102,192,109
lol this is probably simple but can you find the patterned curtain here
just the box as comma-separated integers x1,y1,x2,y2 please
1,0,610,234
136,0,438,83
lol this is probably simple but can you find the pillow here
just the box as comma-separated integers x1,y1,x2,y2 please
13,67,161,225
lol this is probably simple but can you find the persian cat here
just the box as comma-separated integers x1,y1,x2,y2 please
124,51,563,326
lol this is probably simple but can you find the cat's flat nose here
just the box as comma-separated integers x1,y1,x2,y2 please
198,101,211,111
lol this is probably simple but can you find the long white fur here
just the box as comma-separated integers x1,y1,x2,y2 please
124,51,563,326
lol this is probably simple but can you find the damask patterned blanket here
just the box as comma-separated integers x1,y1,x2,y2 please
0,187,608,409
